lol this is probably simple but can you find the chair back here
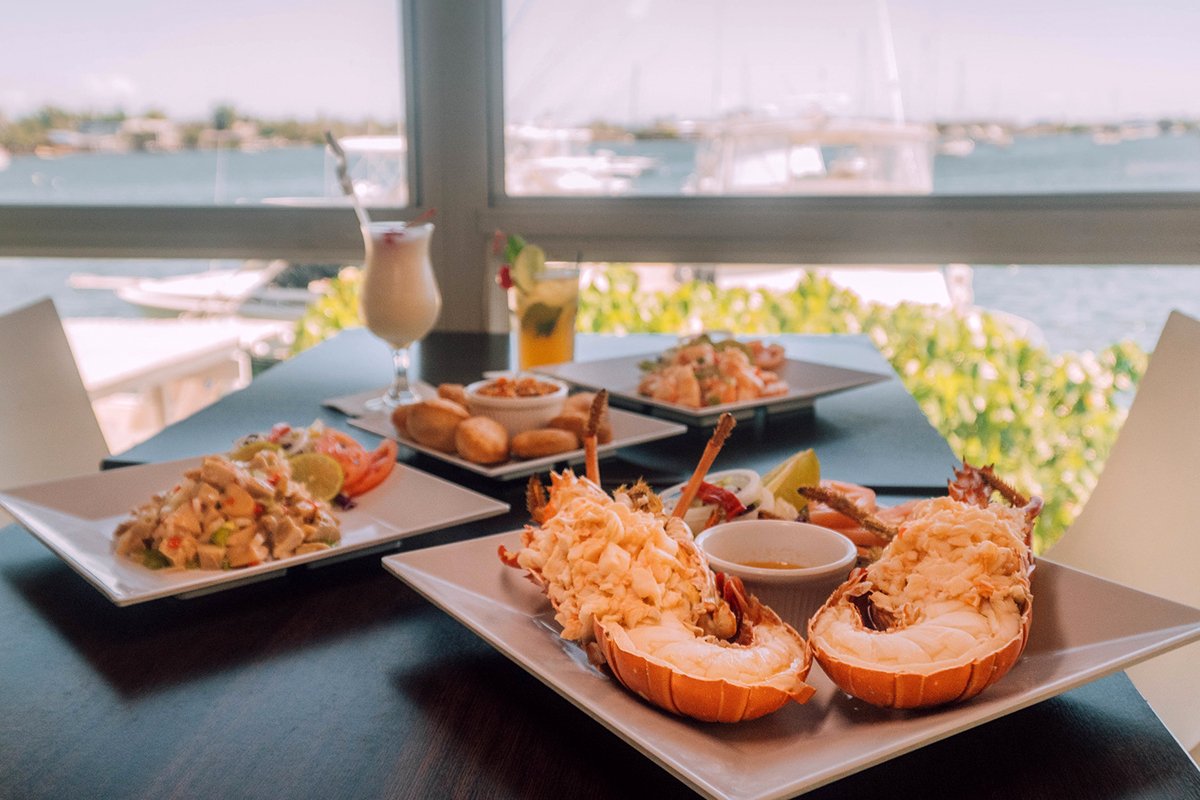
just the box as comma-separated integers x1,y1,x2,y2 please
0,298,110,524
1048,309,1200,751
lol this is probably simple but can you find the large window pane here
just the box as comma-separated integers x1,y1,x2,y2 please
0,0,406,206
502,0,1200,196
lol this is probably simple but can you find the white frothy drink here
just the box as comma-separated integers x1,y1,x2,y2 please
360,221,441,349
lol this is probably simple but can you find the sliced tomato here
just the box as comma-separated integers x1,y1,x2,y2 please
342,439,398,497
314,429,370,490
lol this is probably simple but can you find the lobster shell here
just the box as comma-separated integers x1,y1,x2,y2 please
593,608,816,723
807,570,1033,709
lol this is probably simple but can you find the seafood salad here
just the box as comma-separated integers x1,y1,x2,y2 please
113,449,341,571
500,413,816,723
806,464,1040,708
638,334,788,408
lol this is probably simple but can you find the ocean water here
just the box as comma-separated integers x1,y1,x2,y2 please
2,135,1199,354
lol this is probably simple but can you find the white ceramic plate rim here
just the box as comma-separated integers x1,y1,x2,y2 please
0,457,510,606
534,353,888,422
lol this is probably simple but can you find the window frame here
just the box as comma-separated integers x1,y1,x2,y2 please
2,0,1200,333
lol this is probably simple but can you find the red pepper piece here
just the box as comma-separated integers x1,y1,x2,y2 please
695,481,746,519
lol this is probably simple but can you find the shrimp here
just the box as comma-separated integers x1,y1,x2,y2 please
639,364,702,407
807,464,1040,708
638,335,789,408
748,340,786,371
806,479,880,530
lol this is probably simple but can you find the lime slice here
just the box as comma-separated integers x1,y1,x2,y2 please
511,244,545,294
229,440,281,462
762,449,821,510
288,453,344,502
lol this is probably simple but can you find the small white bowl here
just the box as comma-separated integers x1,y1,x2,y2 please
696,519,857,631
660,468,763,532
464,375,568,436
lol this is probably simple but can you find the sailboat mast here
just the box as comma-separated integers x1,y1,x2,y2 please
875,0,905,124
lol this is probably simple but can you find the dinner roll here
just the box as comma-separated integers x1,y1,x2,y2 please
407,398,469,452
391,402,417,436
455,416,510,465
437,383,470,408
548,410,613,444
510,428,579,459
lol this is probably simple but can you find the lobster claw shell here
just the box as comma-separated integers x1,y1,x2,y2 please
807,572,1034,709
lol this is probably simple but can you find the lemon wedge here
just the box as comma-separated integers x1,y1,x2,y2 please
762,449,821,510
288,452,345,502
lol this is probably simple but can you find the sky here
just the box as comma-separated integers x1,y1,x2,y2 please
4,0,1200,126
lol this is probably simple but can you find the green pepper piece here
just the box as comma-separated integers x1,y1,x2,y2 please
211,524,234,546
142,549,172,570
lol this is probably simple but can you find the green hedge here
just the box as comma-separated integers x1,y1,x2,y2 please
579,266,1146,552
297,264,1146,552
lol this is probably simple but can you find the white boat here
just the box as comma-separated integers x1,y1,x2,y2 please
72,261,317,320
685,112,935,196
505,123,656,196
117,269,314,320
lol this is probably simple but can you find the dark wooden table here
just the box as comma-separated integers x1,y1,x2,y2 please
3,330,1197,799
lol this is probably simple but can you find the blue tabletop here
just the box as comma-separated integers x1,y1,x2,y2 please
108,329,957,493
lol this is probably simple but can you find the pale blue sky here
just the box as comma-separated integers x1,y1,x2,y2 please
4,0,1199,124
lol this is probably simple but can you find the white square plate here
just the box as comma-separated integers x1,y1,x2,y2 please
0,457,510,606
535,354,888,426
383,531,1200,800
350,406,686,480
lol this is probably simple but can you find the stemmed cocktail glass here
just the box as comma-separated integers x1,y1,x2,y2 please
360,221,441,409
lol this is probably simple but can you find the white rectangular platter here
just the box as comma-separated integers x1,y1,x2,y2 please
350,406,686,480
0,457,510,606
536,354,888,426
383,530,1200,800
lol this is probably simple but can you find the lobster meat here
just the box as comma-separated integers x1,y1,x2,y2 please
499,412,815,722
804,463,1041,708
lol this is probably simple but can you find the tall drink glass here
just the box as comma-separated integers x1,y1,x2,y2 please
360,221,441,409
511,265,579,369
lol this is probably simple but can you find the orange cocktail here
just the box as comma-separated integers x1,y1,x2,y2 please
511,266,578,369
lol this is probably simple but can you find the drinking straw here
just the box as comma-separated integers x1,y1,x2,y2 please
324,131,372,229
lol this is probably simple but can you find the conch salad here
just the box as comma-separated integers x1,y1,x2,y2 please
113,449,341,571
813,496,1031,664
510,474,726,641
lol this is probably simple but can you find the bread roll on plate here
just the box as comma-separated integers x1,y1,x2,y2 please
407,398,469,452
510,428,579,459
455,416,510,465
547,410,613,444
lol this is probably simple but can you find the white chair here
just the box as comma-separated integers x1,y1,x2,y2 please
1048,309,1200,754
0,298,110,525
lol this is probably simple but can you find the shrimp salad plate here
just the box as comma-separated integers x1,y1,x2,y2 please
535,353,887,426
383,530,1200,800
0,457,509,606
